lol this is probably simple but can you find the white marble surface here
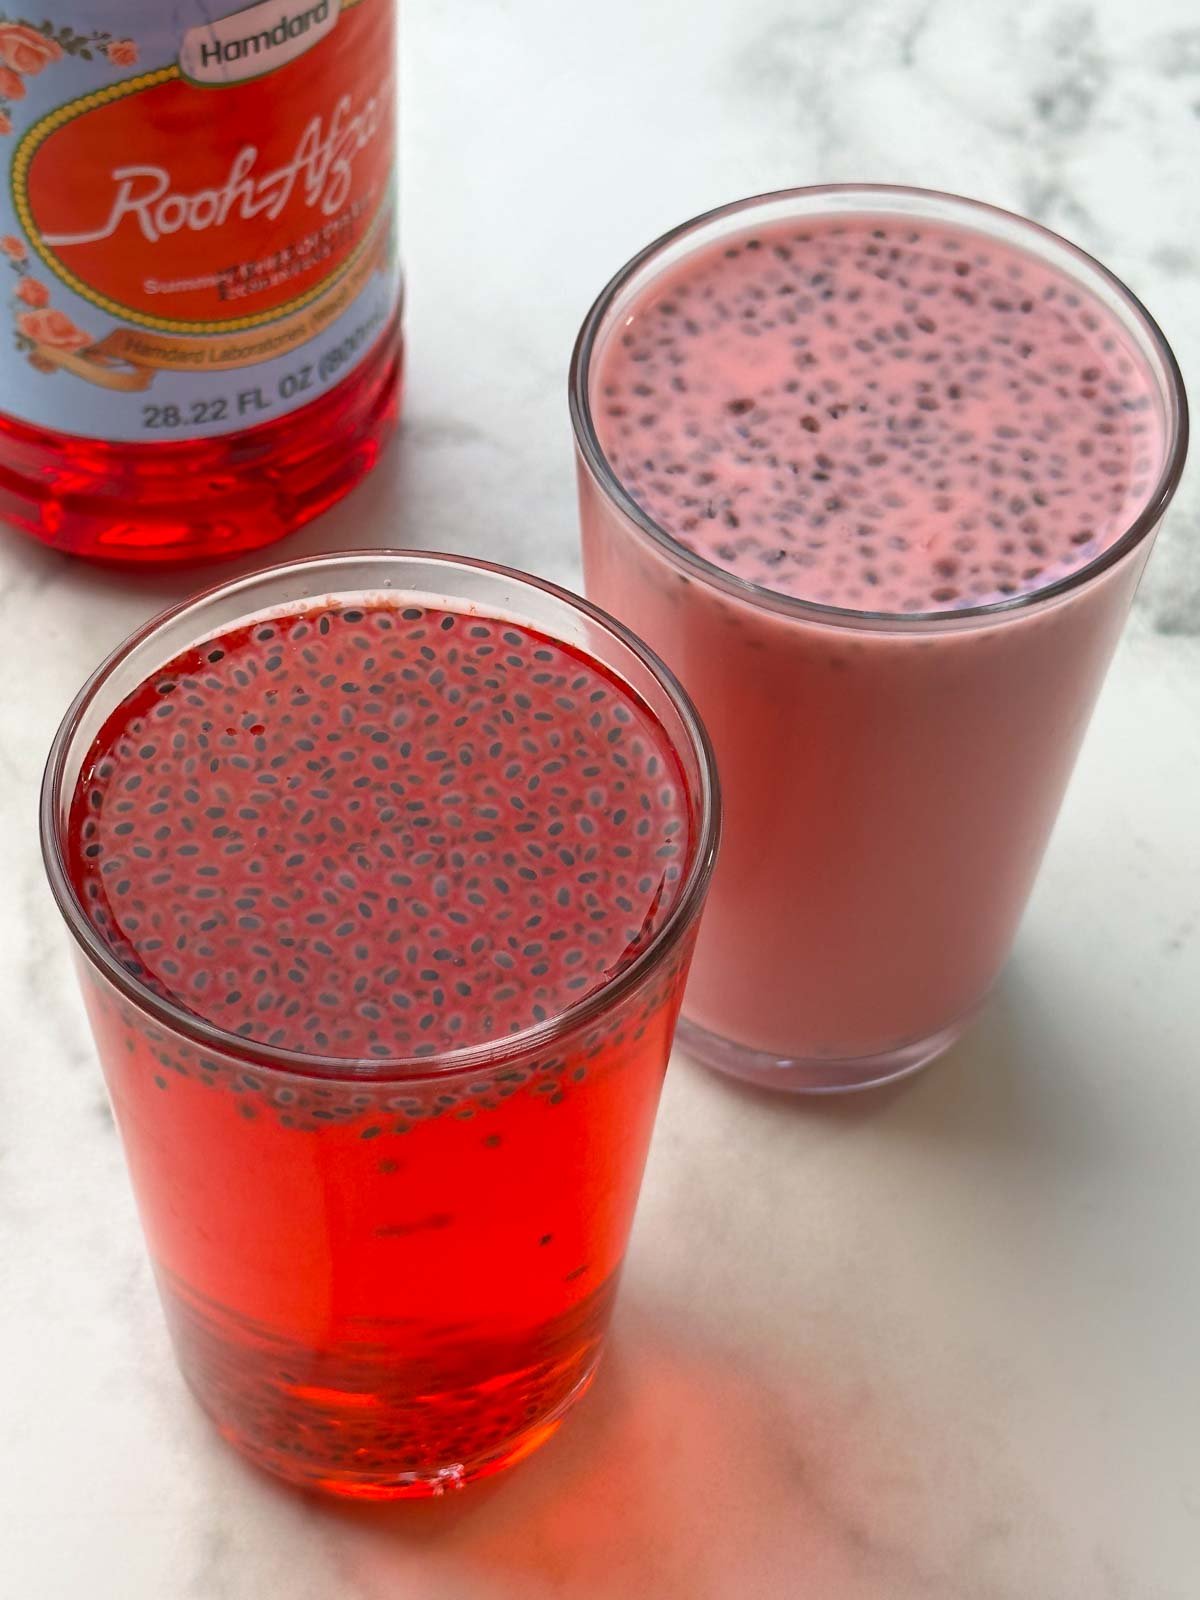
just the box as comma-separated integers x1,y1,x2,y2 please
3,1,1199,1595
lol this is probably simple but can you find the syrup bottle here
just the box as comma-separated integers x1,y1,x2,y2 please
0,0,401,561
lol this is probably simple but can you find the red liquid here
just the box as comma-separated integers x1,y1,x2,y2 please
68,598,694,1493
0,321,401,565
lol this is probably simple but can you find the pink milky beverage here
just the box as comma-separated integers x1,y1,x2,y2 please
571,187,1187,1091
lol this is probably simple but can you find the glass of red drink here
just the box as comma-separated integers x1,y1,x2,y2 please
41,550,718,1497
571,186,1187,1093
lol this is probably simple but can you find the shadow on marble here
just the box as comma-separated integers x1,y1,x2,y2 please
675,967,1131,1180
292,1302,945,1600
98,962,1135,1597
672,983,1028,1122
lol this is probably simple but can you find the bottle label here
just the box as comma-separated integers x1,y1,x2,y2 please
0,0,398,441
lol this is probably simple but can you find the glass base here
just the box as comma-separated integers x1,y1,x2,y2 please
202,1356,601,1501
158,1264,616,1502
675,1011,975,1094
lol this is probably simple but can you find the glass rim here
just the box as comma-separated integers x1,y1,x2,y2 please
569,182,1190,632
40,548,721,1083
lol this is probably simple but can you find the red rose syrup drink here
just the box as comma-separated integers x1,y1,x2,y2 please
0,2,401,562
42,551,718,1496
572,186,1187,1092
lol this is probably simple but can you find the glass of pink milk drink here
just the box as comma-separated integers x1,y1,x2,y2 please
571,185,1188,1093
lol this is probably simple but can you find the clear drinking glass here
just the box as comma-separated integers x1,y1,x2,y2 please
41,550,719,1496
570,185,1187,1092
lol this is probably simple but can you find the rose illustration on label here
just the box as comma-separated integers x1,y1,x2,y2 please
0,18,127,129
0,22,63,73
18,305,86,347
6,238,103,378
0,13,142,377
